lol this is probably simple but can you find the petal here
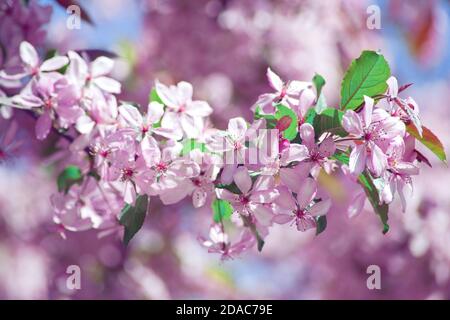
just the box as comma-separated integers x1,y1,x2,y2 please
386,76,398,97
35,111,52,140
177,81,193,103
296,177,317,209
266,67,284,92
342,110,364,135
279,162,313,191
186,100,212,117
140,135,161,166
155,81,178,108
362,95,374,126
94,76,121,94
20,41,39,68
159,185,191,205
249,189,279,203
233,166,252,194
118,104,142,128
368,144,387,177
216,188,240,203
168,160,200,178
274,186,296,210
146,101,164,124
180,114,200,138
272,214,293,225
280,143,309,165
309,198,332,217
91,56,114,77
250,204,274,226
318,137,336,158
193,188,207,208
348,192,366,218
228,117,247,141
40,56,69,72
299,123,315,149
349,144,366,176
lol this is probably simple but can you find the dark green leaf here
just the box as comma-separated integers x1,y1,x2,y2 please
212,199,233,223
312,107,347,137
119,195,149,245
340,51,390,111
57,165,83,193
315,215,327,235
275,104,298,140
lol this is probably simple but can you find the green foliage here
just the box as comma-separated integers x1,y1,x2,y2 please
340,50,390,111
275,104,298,140
212,199,233,223
57,165,83,193
119,195,149,245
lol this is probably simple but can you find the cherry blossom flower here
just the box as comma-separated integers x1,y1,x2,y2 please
118,102,177,141
385,76,422,137
66,51,121,94
272,178,331,232
12,72,82,140
342,95,406,177
299,123,337,175
216,166,279,228
255,67,312,115
380,136,419,212
156,80,212,139
0,41,68,82
198,224,255,261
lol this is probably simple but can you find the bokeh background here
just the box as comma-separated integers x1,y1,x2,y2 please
0,0,449,299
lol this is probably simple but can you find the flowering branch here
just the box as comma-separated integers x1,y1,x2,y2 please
0,39,446,260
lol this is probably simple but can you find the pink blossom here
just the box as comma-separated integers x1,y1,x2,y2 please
385,76,422,137
216,166,279,227
156,80,212,139
342,95,405,177
0,41,68,82
12,72,82,140
299,123,337,175
272,178,331,232
198,224,255,260
380,136,419,212
118,102,177,140
255,67,313,115
67,51,121,94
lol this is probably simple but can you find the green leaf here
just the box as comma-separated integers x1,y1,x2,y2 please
57,165,83,193
149,88,163,104
119,195,149,245
312,107,347,138
212,199,233,223
315,215,327,235
340,50,390,111
275,104,298,140
312,73,326,97
254,106,277,128
181,139,207,156
331,151,350,165
407,124,447,163
358,171,389,234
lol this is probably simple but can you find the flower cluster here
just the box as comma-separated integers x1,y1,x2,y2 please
0,39,445,260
